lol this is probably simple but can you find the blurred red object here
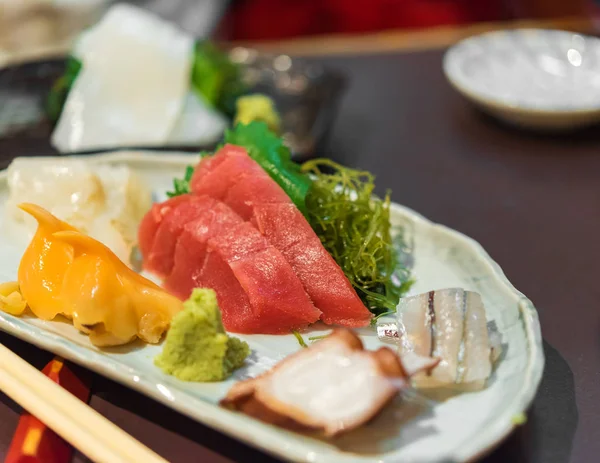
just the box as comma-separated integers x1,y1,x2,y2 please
224,0,509,40
5,358,91,463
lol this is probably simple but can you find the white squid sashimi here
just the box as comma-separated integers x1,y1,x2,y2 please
168,92,228,145
52,4,193,152
6,158,105,233
5,157,152,264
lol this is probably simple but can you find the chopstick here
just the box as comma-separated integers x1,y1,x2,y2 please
0,344,167,463
6,356,91,463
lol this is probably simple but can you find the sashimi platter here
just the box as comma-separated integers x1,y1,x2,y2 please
0,4,544,463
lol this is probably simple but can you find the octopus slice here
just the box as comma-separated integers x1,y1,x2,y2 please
221,329,438,436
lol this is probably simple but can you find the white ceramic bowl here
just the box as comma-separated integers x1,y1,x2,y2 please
443,29,600,130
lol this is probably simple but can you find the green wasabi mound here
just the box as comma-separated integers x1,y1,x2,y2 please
154,288,249,382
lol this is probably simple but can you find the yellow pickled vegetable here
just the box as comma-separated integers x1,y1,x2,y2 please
234,94,281,134
15,203,183,346
0,282,27,316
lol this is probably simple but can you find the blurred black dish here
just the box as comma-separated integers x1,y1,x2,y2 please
0,49,346,166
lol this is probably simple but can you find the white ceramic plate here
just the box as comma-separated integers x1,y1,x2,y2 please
443,29,600,130
0,151,544,463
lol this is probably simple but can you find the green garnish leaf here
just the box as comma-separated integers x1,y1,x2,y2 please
46,56,82,122
166,151,212,198
308,335,329,342
292,330,308,348
302,159,412,315
166,165,195,198
370,310,397,326
191,41,247,117
222,122,311,215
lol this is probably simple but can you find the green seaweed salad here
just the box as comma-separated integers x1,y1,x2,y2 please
46,41,247,123
167,121,412,317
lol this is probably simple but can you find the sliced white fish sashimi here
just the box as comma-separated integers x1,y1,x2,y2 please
396,293,432,358
400,351,442,378
51,4,194,152
460,291,493,385
221,329,437,436
379,288,498,391
432,289,465,383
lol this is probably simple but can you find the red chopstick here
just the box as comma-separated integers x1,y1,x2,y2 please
5,357,91,463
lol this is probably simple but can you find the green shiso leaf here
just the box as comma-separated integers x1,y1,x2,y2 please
191,41,247,117
166,165,195,198
221,122,311,215
46,56,82,123
166,151,211,198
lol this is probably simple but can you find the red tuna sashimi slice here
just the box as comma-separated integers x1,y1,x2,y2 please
195,144,247,177
190,147,371,327
192,145,291,221
206,221,321,333
253,203,372,327
165,200,320,333
190,145,255,200
144,195,217,278
198,249,310,334
165,201,244,299
138,194,193,260
193,252,259,333
224,174,292,221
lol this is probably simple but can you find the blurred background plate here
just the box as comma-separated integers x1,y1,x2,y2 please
443,29,600,131
0,50,345,165
0,1,233,67
0,0,110,66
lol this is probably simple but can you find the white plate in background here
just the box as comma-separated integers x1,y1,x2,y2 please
444,29,600,130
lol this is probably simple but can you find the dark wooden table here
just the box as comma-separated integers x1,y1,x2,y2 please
1,46,597,463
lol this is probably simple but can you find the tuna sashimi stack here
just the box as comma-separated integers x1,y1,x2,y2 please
138,144,372,334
